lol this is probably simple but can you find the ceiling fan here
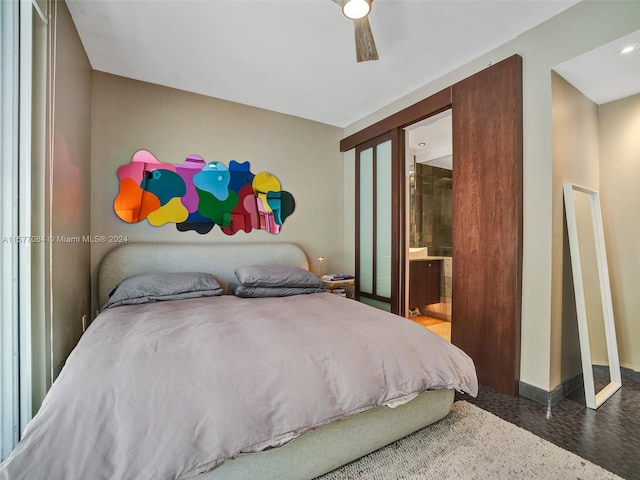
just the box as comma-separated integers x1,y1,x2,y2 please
332,0,379,62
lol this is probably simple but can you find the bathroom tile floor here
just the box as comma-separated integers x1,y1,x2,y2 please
456,378,640,480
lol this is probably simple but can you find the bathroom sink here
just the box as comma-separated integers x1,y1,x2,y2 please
409,247,428,260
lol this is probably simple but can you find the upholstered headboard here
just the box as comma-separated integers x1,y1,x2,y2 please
97,242,309,307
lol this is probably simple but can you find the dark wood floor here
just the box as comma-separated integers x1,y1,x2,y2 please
456,378,640,480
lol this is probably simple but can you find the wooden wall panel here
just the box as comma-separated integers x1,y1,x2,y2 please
451,55,523,395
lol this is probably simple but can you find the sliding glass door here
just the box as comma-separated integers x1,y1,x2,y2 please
355,131,403,313
0,0,20,461
1,0,49,459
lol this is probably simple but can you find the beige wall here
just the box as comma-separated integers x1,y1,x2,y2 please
343,1,640,391
550,72,600,384
599,93,640,371
551,84,640,374
49,1,92,384
90,73,345,314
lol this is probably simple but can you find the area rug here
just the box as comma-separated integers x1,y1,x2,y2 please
317,401,622,480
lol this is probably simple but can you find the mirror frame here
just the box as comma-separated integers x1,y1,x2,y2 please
563,183,622,409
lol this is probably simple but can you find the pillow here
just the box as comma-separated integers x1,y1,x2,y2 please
231,284,325,298
234,265,325,289
102,272,223,310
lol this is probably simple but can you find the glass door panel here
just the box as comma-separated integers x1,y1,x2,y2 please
356,132,397,313
375,140,392,298
359,147,374,294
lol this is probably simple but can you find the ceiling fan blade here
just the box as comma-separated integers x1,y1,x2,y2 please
353,16,378,62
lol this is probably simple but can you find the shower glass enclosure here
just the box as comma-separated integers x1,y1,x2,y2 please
409,164,453,256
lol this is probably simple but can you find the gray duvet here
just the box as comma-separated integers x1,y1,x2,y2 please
0,293,477,480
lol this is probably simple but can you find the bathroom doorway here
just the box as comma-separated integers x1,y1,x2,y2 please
405,109,453,342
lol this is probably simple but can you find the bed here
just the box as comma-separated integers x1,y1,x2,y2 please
0,242,477,480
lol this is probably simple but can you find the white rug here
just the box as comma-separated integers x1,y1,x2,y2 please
318,401,622,480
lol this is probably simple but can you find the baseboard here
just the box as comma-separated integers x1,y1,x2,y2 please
519,372,583,406
593,364,640,383
519,366,639,406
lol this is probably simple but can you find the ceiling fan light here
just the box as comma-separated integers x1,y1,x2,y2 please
342,0,371,20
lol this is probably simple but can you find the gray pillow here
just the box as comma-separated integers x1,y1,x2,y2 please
234,265,324,289
102,272,223,310
232,284,325,298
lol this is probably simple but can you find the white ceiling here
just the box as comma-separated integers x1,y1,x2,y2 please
553,28,640,105
407,110,452,170
67,0,582,128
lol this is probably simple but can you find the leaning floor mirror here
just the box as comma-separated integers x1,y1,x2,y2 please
563,183,622,409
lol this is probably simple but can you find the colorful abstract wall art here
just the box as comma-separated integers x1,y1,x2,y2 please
113,150,295,235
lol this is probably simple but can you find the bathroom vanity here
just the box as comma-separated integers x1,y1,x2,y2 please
409,259,442,314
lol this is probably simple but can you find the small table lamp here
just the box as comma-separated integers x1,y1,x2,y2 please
317,256,325,277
